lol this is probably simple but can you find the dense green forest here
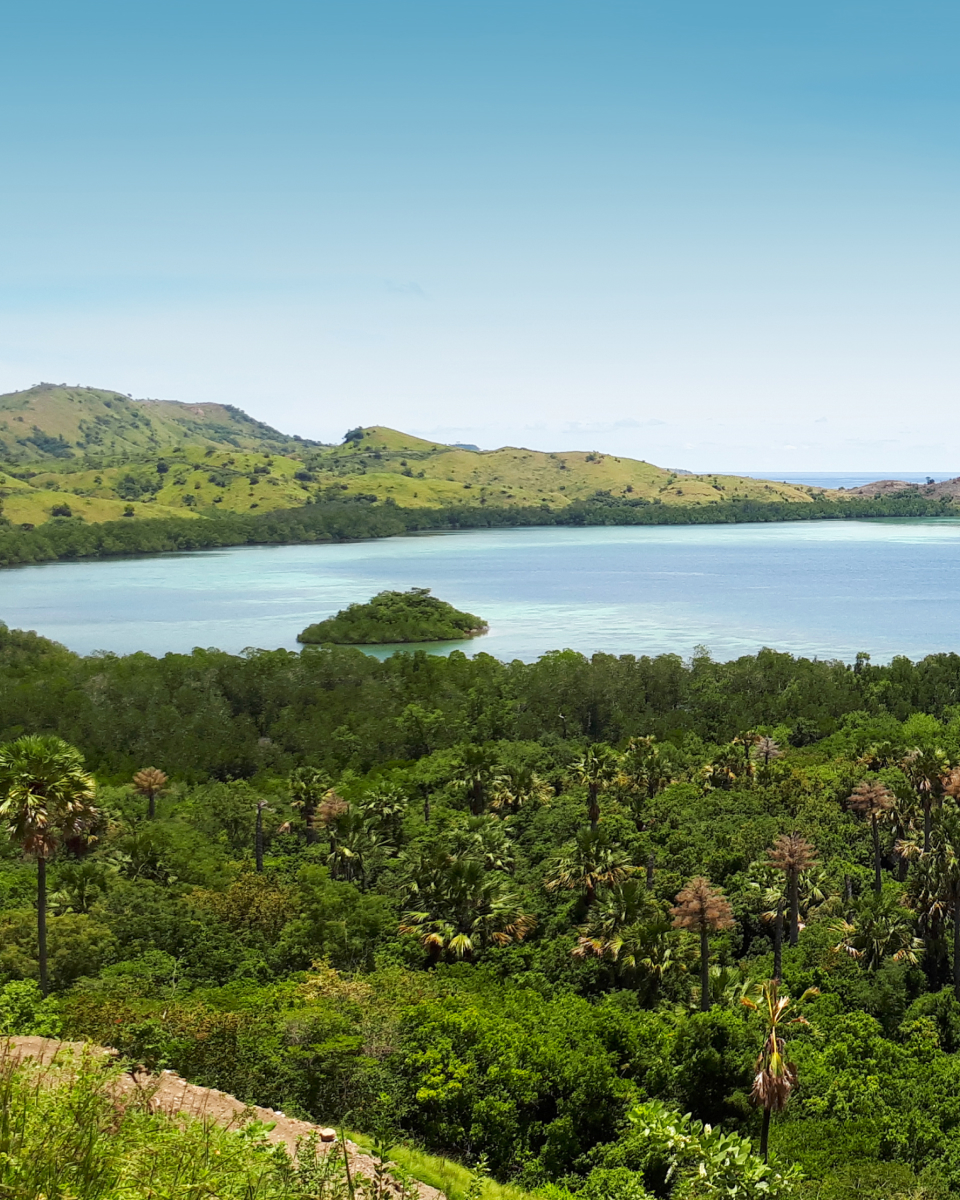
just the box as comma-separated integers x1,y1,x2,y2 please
0,490,953,568
6,628,960,1200
298,589,487,645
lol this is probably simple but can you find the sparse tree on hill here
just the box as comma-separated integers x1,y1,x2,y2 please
768,834,817,946
133,767,167,820
0,735,98,995
670,876,734,1012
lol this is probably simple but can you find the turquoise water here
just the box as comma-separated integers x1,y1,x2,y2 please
3,519,960,663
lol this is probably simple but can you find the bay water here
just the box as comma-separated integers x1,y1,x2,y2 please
3,519,960,663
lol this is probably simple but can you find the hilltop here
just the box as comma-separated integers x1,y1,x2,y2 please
0,383,316,463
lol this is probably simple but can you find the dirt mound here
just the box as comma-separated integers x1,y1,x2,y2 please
3,1037,443,1200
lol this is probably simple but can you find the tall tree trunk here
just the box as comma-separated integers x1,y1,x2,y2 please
871,815,882,894
37,855,48,997
588,784,600,831
305,800,317,845
700,925,710,1012
759,1106,771,1162
148,790,156,820
954,893,960,1004
255,805,264,873
646,852,655,890
471,782,484,816
773,899,784,980
789,873,800,946
924,799,932,854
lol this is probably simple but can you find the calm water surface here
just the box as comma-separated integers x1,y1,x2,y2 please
3,520,960,663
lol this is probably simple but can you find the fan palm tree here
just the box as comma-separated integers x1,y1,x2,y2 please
768,834,817,946
572,877,659,967
848,780,895,893
546,827,634,906
901,747,951,852
0,735,98,994
399,857,535,960
741,980,818,1160
132,767,167,820
751,737,783,767
571,744,619,830
490,764,551,814
448,814,516,873
289,767,330,844
454,744,499,816
670,876,735,1012
831,889,923,972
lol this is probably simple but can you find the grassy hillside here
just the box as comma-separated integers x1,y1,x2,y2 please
0,403,846,525
0,383,316,463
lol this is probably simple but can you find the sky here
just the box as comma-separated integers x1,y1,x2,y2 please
0,1,958,471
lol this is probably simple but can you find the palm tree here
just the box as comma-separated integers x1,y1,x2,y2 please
572,878,659,966
132,767,167,820
255,798,271,873
572,744,619,830
454,745,498,816
546,827,634,907
670,876,734,1012
0,735,98,995
751,737,783,768
289,767,330,844
741,980,818,1160
448,815,516,873
848,780,894,893
490,764,551,814
400,857,535,960
926,807,960,1000
768,834,817,946
831,889,923,972
901,747,951,852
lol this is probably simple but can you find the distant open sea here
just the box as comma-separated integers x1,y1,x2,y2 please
737,471,960,489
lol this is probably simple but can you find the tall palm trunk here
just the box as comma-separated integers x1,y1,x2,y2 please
923,798,932,853
871,814,882,893
759,1106,771,1162
954,892,960,1003
646,852,655,890
148,789,156,820
700,925,711,1012
788,873,800,946
588,784,600,831
37,855,48,996
773,899,784,980
255,805,265,873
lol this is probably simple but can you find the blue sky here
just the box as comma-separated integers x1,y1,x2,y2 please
1,1,957,470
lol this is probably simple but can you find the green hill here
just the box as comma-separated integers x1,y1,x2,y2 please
0,383,316,463
3,386,932,531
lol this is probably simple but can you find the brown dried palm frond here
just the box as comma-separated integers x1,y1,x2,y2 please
847,780,894,819
132,767,168,797
670,876,734,933
768,833,817,877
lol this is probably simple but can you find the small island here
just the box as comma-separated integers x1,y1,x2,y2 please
297,587,488,645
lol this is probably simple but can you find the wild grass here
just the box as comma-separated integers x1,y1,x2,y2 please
0,1043,343,1200
347,1132,537,1200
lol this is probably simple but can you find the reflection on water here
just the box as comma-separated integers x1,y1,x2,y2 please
2,519,960,663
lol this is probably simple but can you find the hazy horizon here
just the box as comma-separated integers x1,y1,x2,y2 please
1,2,957,473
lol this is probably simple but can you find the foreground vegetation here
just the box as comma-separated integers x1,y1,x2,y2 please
7,632,960,1198
0,1044,328,1200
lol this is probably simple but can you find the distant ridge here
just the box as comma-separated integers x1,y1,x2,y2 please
0,383,319,462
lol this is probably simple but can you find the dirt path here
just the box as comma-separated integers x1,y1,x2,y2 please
3,1037,443,1200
